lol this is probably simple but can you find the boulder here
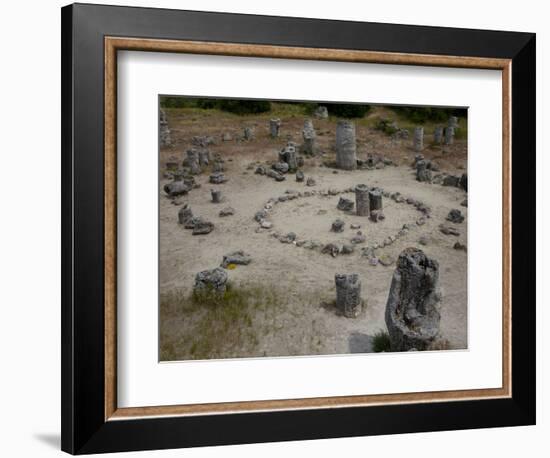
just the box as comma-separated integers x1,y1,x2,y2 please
194,267,228,294
221,250,252,268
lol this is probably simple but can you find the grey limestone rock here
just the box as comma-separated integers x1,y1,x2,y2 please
302,119,316,155
209,172,228,184
335,120,357,170
355,184,370,217
194,267,228,294
164,181,192,197
446,209,465,224
413,126,424,152
221,250,252,268
439,224,460,236
337,197,354,212
306,177,316,187
219,207,235,217
178,204,193,225
335,273,362,318
369,189,383,212
270,118,281,138
192,219,214,235
385,248,441,351
331,219,345,233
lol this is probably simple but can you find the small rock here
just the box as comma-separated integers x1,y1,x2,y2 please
337,197,355,212
341,244,355,255
416,217,426,226
306,177,317,187
351,232,366,244
296,171,305,182
350,224,361,229
460,199,468,207
379,254,395,266
331,219,345,233
322,243,340,257
453,241,467,252
255,165,267,175
254,210,268,222
447,209,465,223
192,219,214,235
219,207,235,217
279,232,297,244
260,220,273,229
272,162,290,174
418,236,429,246
221,250,252,268
439,224,460,236
368,257,379,266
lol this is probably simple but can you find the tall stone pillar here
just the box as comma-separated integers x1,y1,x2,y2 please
302,119,316,155
270,118,281,138
369,189,383,211
444,126,455,145
355,184,370,217
335,120,357,170
433,126,443,144
335,273,362,318
413,127,424,152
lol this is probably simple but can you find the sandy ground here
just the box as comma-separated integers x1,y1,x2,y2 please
159,108,468,360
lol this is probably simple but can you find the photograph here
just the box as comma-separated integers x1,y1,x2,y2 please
158,96,468,361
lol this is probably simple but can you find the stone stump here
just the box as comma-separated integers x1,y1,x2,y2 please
433,126,443,144
355,184,370,217
270,118,281,138
413,127,424,152
448,116,459,129
243,126,255,141
302,119,316,155
186,149,201,175
335,273,362,318
385,248,441,351
160,109,171,147
335,120,357,170
164,181,191,197
178,205,193,225
279,144,298,171
416,160,432,182
444,126,455,145
198,149,210,167
211,189,222,203
368,189,383,212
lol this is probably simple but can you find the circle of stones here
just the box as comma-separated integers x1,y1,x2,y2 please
253,186,431,259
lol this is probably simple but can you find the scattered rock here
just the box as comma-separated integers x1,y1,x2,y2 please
194,267,228,294
192,219,214,235
221,250,252,268
350,224,361,230
379,254,395,267
351,232,366,244
260,221,273,229
209,172,228,184
219,207,235,217
255,165,267,175
322,243,340,257
418,236,429,246
439,224,460,236
314,106,329,119
296,170,305,182
272,162,290,174
446,209,465,223
460,198,468,207
279,232,297,244
337,197,354,212
254,210,268,222
331,219,345,233
306,177,317,187
453,241,467,252
267,169,286,181
341,244,355,255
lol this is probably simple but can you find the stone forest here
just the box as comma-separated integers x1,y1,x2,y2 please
159,99,468,361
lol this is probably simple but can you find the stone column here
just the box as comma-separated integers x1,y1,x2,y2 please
211,189,222,203
369,189,383,211
385,248,441,351
302,119,316,155
178,205,193,225
444,126,455,145
335,120,357,170
433,126,443,144
279,144,298,172
335,273,362,318
198,149,210,167
186,149,201,175
355,184,370,217
413,127,424,152
243,126,255,141
160,108,171,147
448,116,459,129
270,118,281,138
416,160,432,182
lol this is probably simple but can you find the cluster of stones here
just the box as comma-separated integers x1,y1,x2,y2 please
377,118,409,140
356,153,393,170
177,204,214,235
439,208,466,237
255,141,308,182
250,185,431,263
413,154,467,193
160,109,172,147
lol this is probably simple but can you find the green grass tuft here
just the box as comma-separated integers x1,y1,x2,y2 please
372,330,392,353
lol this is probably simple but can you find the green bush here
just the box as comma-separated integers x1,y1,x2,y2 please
218,99,271,115
323,103,371,118
393,106,467,124
372,330,392,352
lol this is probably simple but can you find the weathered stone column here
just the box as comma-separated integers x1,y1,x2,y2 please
369,189,383,211
416,160,432,182
178,204,193,225
355,184,370,217
243,126,255,141
448,116,459,129
302,119,316,155
433,126,443,144
385,248,441,351
413,127,424,152
211,189,222,203
186,148,201,175
314,106,328,119
270,118,281,138
160,109,171,147
335,120,357,170
444,126,455,145
279,144,298,172
335,273,362,318
198,149,210,167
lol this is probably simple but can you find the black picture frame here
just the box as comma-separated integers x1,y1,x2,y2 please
61,3,536,454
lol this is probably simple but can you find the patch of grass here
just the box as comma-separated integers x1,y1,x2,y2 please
372,330,392,353
160,283,283,361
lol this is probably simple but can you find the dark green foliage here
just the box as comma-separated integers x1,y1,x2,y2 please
323,103,371,118
393,106,467,124
160,96,194,108
372,330,392,352
376,118,399,135
217,99,271,114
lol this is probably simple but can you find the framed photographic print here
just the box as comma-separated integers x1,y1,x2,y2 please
61,3,536,454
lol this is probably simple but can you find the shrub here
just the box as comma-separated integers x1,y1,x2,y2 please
372,330,392,352
323,103,371,118
218,99,271,115
393,106,467,124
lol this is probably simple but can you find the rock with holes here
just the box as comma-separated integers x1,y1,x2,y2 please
335,273,362,318
270,118,281,138
439,224,460,236
178,204,193,225
322,243,340,257
355,184,370,217
221,250,252,268
194,267,228,294
192,219,214,235
385,248,441,351
296,170,305,182
209,172,228,184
